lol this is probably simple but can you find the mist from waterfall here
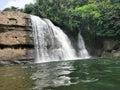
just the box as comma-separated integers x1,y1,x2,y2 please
30,15,90,63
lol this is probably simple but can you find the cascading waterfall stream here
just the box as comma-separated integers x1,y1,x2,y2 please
44,19,77,59
78,32,90,58
30,15,90,63
30,15,76,63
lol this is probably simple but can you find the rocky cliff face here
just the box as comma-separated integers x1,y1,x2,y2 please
102,39,120,58
0,11,35,64
85,36,120,58
0,11,119,65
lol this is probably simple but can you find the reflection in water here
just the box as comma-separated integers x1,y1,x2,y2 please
31,61,75,90
31,60,100,90
79,63,99,83
0,59,120,90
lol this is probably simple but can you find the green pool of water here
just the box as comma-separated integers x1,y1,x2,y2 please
0,58,120,90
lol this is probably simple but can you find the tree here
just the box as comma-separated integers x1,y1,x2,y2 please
24,0,120,38
3,6,23,12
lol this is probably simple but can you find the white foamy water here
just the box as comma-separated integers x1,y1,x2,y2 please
30,15,90,63
30,15,76,63
78,32,90,58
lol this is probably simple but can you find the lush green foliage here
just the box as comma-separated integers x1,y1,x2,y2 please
3,6,23,12
24,0,120,37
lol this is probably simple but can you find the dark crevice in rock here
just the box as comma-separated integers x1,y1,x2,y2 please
0,44,34,49
0,24,32,32
0,29,32,33
0,24,32,27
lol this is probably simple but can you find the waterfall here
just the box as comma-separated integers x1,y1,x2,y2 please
78,32,90,58
30,15,90,63
30,15,76,63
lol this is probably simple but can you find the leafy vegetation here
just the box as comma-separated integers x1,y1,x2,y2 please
3,6,23,12
4,0,120,38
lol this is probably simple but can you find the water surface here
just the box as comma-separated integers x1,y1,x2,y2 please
0,58,120,90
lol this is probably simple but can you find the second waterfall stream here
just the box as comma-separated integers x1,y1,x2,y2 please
30,15,90,63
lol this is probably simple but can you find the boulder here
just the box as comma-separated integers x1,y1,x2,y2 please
103,39,118,51
102,39,120,58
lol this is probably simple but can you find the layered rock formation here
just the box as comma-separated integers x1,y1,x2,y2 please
0,11,34,64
